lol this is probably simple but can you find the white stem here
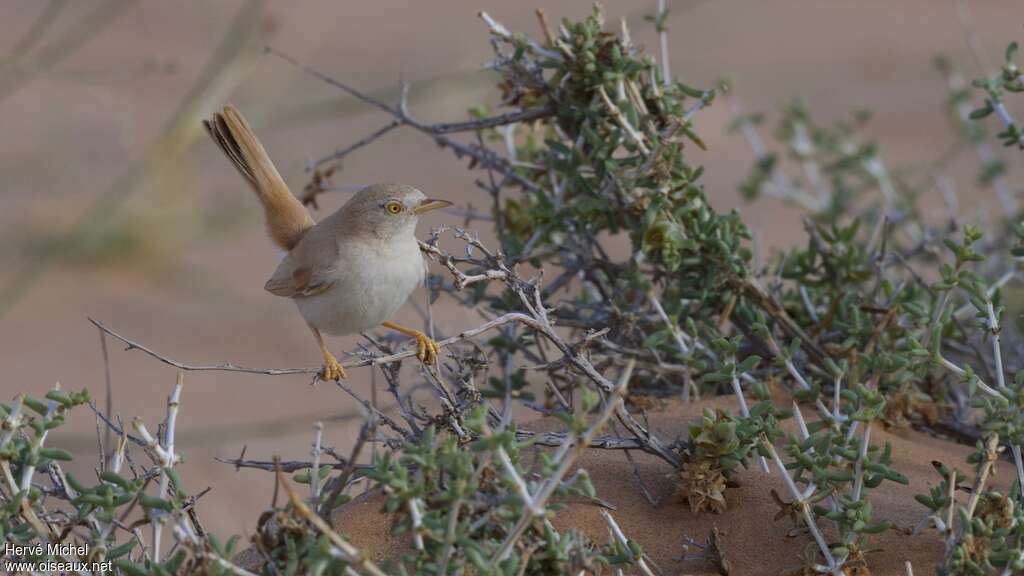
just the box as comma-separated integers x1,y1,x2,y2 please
832,373,843,423
791,397,842,520
944,468,956,542
952,270,1016,320
20,385,60,492
785,358,812,392
601,510,656,576
965,435,1000,522
164,376,182,465
501,124,517,163
153,372,183,564
770,334,839,423
982,299,1024,495
863,154,897,255
153,483,168,560
948,69,1017,214
408,498,425,551
111,431,126,474
731,375,751,417
1013,445,1024,499
792,122,830,206
931,291,951,340
851,423,871,503
0,396,23,452
864,155,896,213
936,175,960,223
792,401,810,441
762,438,840,573
986,301,1008,393
649,291,694,403
491,360,634,566
310,421,323,504
936,354,1007,401
983,297,1024,522
734,108,821,211
478,11,561,60
496,446,539,515
598,86,650,154
731,372,769,472
656,0,670,86
992,100,1024,147
800,286,819,323
732,104,825,212
648,292,691,356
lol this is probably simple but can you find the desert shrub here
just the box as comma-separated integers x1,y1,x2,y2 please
969,41,1024,150
3,4,1024,575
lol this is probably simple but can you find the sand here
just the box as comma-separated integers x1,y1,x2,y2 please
236,395,1013,575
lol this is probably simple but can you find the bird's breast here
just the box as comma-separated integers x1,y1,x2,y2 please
295,236,424,335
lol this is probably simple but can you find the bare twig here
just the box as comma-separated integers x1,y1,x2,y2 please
266,45,552,194
216,458,373,474
88,312,539,376
97,324,114,459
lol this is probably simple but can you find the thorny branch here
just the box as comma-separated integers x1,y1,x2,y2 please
90,227,682,471
264,45,552,206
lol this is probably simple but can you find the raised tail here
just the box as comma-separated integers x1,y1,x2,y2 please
203,105,314,251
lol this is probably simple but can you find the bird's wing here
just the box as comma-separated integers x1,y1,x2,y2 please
264,226,339,298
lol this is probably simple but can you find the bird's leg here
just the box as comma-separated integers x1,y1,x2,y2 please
381,321,440,365
310,326,346,381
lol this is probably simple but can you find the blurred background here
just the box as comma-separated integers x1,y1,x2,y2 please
0,0,1020,539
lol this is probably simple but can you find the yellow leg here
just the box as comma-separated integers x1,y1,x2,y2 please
381,321,440,365
311,326,346,381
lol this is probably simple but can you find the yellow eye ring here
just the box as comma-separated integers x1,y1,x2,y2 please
385,201,402,214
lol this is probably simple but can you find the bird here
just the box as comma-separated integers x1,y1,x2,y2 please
202,105,451,381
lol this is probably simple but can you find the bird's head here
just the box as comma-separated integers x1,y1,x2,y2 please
341,183,451,240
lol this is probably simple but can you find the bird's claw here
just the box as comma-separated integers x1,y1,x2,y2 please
381,321,441,366
319,354,347,381
414,332,441,365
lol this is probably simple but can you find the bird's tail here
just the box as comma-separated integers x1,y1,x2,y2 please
203,105,314,251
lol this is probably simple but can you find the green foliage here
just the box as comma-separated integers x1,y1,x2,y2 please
364,411,632,575
920,440,1024,575
675,402,779,513
489,6,749,318
970,40,1024,149
0,385,247,574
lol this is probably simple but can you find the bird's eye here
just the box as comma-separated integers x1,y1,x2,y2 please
385,201,403,214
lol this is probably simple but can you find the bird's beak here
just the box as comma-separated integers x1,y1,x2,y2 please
414,198,453,215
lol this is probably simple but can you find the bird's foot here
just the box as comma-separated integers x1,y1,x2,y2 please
412,331,441,365
381,321,441,366
319,352,347,381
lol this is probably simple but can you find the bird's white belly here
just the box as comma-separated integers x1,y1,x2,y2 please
294,238,424,335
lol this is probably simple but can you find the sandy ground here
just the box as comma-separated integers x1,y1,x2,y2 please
320,395,1012,575
1,0,1022,547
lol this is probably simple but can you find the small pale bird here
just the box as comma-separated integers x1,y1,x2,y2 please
203,105,450,381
